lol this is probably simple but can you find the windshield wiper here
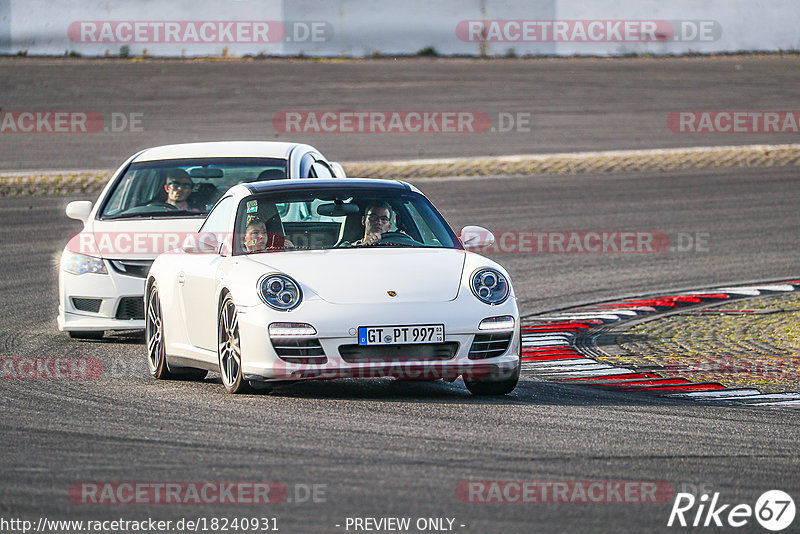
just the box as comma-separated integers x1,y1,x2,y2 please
103,210,208,220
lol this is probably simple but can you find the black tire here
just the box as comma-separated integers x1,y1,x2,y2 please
218,293,251,394
68,330,105,340
463,361,520,396
146,283,208,381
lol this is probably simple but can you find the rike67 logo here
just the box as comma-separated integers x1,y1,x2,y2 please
668,490,795,531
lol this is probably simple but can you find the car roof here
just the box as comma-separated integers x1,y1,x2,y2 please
132,141,313,162
242,178,413,196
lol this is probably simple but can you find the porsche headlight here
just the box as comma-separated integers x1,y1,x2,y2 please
61,250,108,275
471,268,509,305
259,274,302,310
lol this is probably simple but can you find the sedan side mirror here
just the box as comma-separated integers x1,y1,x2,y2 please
330,162,347,178
460,226,495,250
65,201,93,223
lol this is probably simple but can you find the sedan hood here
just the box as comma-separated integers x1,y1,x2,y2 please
70,218,206,259
243,248,467,304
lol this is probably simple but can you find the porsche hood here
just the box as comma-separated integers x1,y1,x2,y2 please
243,248,467,304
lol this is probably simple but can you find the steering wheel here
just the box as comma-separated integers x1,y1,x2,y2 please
146,202,179,210
376,231,419,246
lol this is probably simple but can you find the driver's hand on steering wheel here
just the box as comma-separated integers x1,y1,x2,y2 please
356,231,383,246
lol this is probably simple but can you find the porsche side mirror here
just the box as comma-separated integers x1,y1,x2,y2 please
460,226,495,249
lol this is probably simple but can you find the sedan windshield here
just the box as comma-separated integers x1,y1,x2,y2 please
233,187,462,254
100,158,287,219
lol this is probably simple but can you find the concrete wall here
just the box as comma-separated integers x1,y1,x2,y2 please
2,0,798,57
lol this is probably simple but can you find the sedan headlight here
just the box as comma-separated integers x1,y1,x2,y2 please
259,274,302,310
61,250,108,275
471,268,509,305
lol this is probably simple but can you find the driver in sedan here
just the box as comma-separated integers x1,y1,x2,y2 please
163,169,201,211
354,202,393,246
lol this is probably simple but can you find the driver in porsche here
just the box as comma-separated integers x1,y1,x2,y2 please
354,202,393,246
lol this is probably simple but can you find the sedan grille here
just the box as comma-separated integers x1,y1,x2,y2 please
109,260,153,279
273,339,327,364
468,332,513,359
71,297,101,313
339,342,458,363
115,297,144,320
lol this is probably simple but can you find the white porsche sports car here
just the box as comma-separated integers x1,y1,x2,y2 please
59,141,344,339
145,179,521,395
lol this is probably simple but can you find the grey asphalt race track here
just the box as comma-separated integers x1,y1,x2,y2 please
1,55,799,170
1,165,798,533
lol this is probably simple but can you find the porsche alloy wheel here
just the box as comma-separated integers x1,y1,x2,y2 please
218,293,250,393
146,283,207,381
146,283,170,378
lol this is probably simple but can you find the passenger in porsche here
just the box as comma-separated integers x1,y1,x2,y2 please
243,215,293,252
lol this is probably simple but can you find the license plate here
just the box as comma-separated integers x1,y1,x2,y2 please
358,324,444,345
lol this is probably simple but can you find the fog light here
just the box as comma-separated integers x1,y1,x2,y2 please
478,316,515,331
268,322,317,337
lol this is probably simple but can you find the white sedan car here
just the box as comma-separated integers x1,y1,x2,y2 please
145,179,521,395
59,141,344,339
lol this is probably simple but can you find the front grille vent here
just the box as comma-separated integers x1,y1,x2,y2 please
115,297,144,320
272,338,327,364
109,260,153,279
468,332,513,359
71,297,101,313
338,342,458,363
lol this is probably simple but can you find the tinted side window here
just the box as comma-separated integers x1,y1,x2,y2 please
200,196,234,234
309,161,334,178
298,153,316,178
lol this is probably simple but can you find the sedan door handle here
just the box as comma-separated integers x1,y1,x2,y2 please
178,272,186,285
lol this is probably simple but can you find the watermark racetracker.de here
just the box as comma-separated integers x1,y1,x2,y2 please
457,480,675,503
68,20,333,44
456,20,721,43
0,110,143,134
65,230,710,257
461,230,710,254
273,110,533,134
668,111,800,133
64,230,710,257
69,481,326,505
0,357,103,379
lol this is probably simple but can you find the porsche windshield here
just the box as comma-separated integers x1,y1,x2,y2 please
100,158,287,219
233,187,462,254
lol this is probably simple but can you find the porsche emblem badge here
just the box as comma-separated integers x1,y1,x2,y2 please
387,291,397,297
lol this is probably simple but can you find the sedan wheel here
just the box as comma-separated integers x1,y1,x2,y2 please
218,293,250,393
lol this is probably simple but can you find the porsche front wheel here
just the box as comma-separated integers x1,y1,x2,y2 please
218,293,251,393
146,283,172,379
463,360,520,396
